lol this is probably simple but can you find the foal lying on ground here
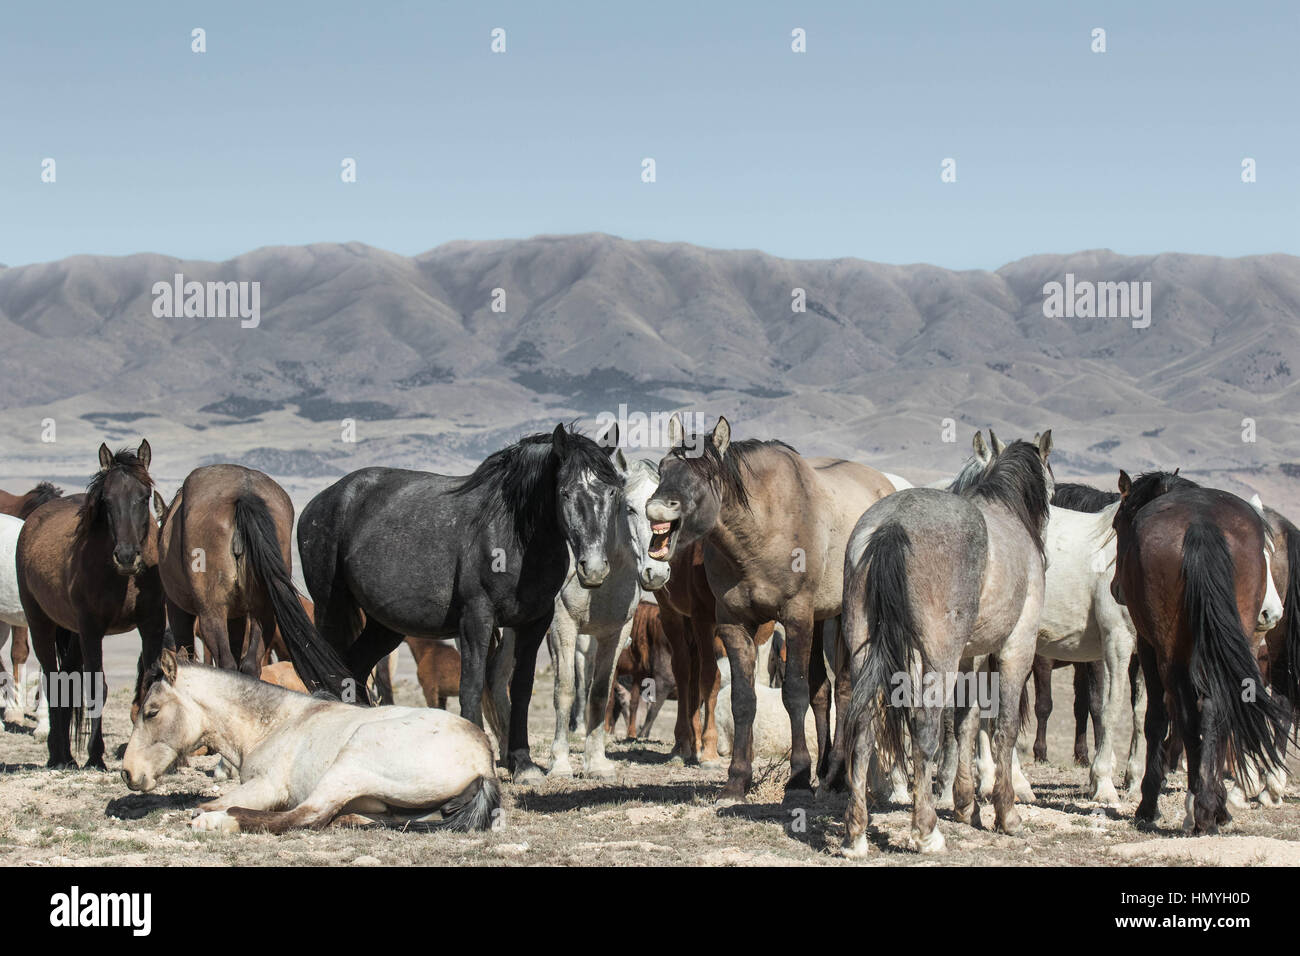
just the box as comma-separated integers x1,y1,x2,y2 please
122,643,499,834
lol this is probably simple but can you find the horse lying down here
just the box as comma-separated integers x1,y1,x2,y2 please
122,643,500,834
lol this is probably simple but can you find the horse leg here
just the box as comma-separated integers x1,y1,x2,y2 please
821,623,853,793
28,612,67,762
12,625,31,722
483,629,514,762
908,700,946,853
1071,663,1090,765
1087,659,1105,750
952,696,981,827
1089,628,1131,806
1135,640,1169,825
1,624,19,724
780,608,817,796
716,620,757,803
1124,652,1145,796
344,617,404,693
810,619,833,784
1031,655,1052,762
78,630,108,771
658,606,695,762
582,622,629,780
571,633,590,734
504,617,549,785
934,707,958,807
840,703,875,858
456,605,493,733
694,615,721,765
548,612,580,777
197,611,238,672
991,622,1037,835
166,599,197,663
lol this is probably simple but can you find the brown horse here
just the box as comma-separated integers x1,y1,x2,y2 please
406,637,461,709
605,601,678,740
18,442,167,769
0,482,62,723
653,542,723,765
1111,470,1289,832
647,414,895,800
1028,655,1103,765
157,464,356,699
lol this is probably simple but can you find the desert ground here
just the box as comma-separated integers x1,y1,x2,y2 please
3,637,1300,868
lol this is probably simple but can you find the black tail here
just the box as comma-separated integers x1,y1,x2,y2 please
233,493,369,705
1281,519,1300,714
844,522,921,775
431,774,501,832
1181,521,1288,776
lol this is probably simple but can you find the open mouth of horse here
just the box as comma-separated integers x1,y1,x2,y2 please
648,520,679,560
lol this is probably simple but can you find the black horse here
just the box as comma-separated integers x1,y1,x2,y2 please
297,424,625,781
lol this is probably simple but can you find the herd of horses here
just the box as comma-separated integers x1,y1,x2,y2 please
1,416,1296,853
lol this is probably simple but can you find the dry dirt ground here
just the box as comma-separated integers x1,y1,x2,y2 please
2,648,1300,868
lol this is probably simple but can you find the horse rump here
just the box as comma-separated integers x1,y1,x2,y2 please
845,521,921,779
233,493,369,704
1181,521,1290,776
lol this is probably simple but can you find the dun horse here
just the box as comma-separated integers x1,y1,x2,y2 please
645,414,895,800
298,424,625,781
123,640,498,834
840,434,1054,855
18,442,167,769
1111,470,1288,833
157,464,356,699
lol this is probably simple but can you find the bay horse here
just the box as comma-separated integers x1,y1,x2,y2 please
406,637,461,709
645,414,895,800
18,442,168,769
298,424,625,782
1111,470,1287,833
0,482,62,725
123,639,498,833
604,601,679,740
543,453,669,778
840,434,1054,855
157,464,356,699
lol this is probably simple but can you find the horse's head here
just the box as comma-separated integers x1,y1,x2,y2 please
645,413,733,563
1109,468,1195,605
553,424,624,588
83,440,155,576
122,641,200,792
622,457,671,590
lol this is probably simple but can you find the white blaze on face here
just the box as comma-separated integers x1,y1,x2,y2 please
1258,548,1283,632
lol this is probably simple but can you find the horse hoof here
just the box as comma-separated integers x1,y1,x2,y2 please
1014,785,1036,804
953,802,975,825
3,707,24,726
667,754,686,767
699,759,723,770
715,791,746,808
583,764,617,782
190,810,239,834
840,833,871,859
1225,785,1250,813
934,787,955,810
512,765,545,787
547,762,573,779
997,810,1022,836
910,828,946,854
1259,789,1284,809
1091,780,1121,807
783,787,814,806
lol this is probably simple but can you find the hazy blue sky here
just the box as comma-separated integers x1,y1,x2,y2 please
2,1,1295,268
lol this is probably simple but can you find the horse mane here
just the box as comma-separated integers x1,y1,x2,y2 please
451,427,621,543
19,481,63,518
947,455,991,494
76,448,152,543
1115,470,1199,529
962,441,1050,556
1052,482,1121,513
670,435,799,513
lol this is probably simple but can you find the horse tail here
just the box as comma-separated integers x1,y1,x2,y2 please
844,521,920,777
232,493,368,705
1281,519,1300,715
1182,521,1288,777
431,774,501,832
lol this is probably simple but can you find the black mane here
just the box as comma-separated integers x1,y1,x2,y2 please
1052,482,1121,513
20,481,63,519
1115,470,1199,528
76,449,151,543
670,434,798,513
452,427,621,542
963,441,1050,556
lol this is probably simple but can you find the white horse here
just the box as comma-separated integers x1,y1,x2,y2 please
123,642,499,833
0,514,47,735
544,455,670,778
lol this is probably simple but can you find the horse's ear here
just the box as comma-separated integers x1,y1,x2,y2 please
613,447,629,474
137,439,152,471
1036,429,1053,461
1117,470,1132,498
667,413,684,449
972,430,990,464
599,421,620,453
550,423,569,459
98,442,113,471
152,490,167,522
989,429,1006,456
160,636,178,684
712,416,732,456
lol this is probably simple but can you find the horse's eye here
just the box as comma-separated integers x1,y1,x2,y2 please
143,709,159,720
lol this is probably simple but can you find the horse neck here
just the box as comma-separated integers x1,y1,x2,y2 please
710,454,786,559
180,667,311,765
